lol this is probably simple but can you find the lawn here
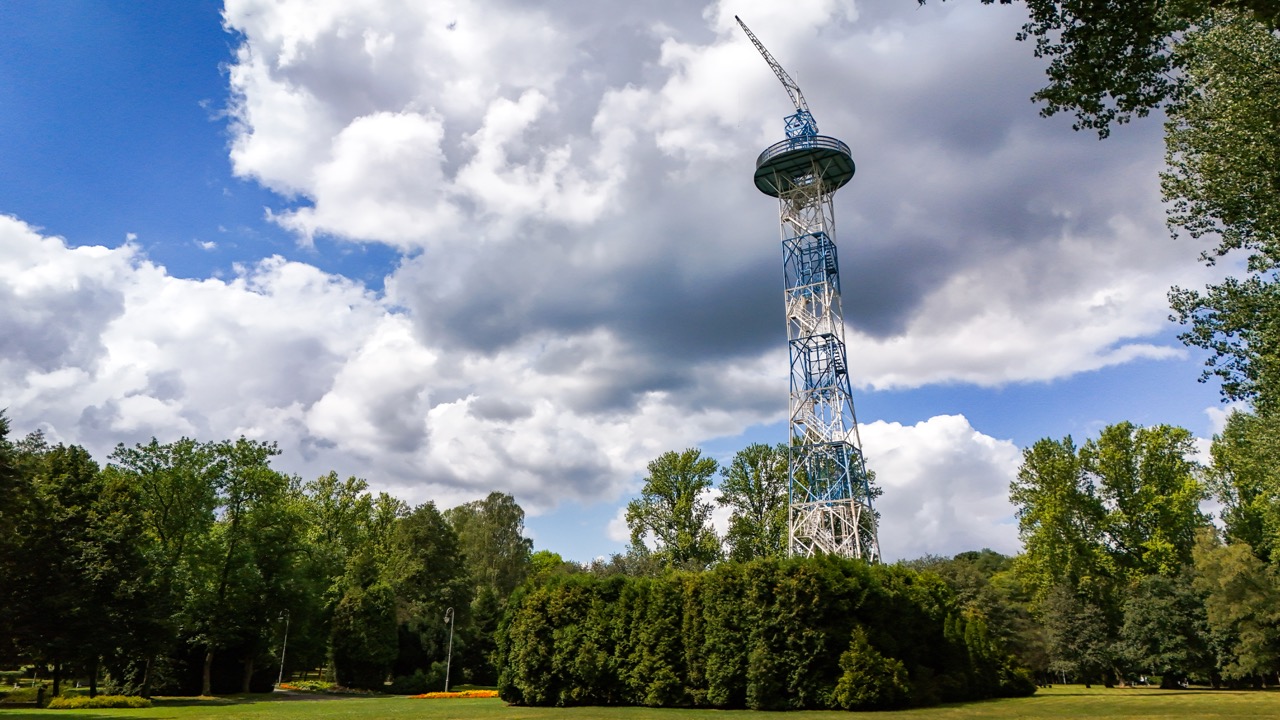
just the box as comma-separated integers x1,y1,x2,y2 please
1,686,1279,719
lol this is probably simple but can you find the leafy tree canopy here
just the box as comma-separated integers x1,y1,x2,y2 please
716,443,788,562
625,449,722,570
916,0,1280,137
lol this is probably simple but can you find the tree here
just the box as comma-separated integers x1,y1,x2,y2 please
1041,583,1115,687
330,582,398,690
0,412,34,665
446,492,533,596
1009,436,1110,602
625,449,721,570
1085,422,1208,578
1114,572,1212,687
109,436,222,693
902,551,1049,675
1207,411,1280,562
18,442,104,695
1164,12,1280,412
916,1,1280,137
716,443,788,561
832,626,911,710
1191,530,1280,683
181,438,303,695
385,502,471,678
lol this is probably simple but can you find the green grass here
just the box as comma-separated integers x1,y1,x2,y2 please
0,686,1278,719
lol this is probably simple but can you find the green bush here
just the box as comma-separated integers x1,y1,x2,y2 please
498,557,1036,710
388,664,446,695
279,679,334,692
0,685,44,704
1000,666,1039,697
832,627,911,710
46,695,151,709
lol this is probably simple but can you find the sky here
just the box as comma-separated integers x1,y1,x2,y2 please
0,0,1232,563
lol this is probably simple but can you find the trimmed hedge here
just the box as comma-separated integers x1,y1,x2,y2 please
497,557,1036,709
47,695,152,709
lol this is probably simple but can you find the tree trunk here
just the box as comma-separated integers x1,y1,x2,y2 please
52,660,61,697
241,654,254,694
1160,674,1179,689
202,649,214,696
89,656,98,698
141,656,152,698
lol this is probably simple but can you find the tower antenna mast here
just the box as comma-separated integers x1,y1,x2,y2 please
735,16,817,138
737,17,881,562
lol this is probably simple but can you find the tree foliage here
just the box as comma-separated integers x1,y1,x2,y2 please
917,1,1280,137
716,443,788,561
1010,436,1109,601
1115,571,1212,687
1165,12,1280,411
1192,531,1280,681
1208,410,1280,562
498,558,1033,709
446,491,533,596
625,449,721,570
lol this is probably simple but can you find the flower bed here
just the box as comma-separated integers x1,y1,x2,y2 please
47,695,151,709
277,681,376,695
409,690,499,699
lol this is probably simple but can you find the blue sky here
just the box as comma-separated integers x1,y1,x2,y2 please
0,0,1228,562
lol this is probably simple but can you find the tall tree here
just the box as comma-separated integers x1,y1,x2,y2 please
446,492,533,596
444,492,534,684
1207,410,1280,562
384,502,471,679
0,413,33,665
716,443,788,562
18,442,103,694
1114,572,1212,687
185,438,302,695
626,449,721,570
916,1,1280,137
108,437,221,696
1085,422,1208,578
1041,583,1114,686
1165,12,1280,413
1009,436,1110,602
1192,530,1280,683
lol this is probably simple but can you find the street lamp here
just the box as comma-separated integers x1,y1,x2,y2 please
276,610,291,688
443,607,455,692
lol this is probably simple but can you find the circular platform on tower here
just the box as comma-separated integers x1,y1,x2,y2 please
754,135,855,197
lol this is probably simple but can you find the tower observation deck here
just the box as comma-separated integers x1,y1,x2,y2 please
739,18,880,561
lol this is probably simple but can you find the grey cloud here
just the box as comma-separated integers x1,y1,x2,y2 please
137,369,186,402
469,395,533,422
0,280,122,372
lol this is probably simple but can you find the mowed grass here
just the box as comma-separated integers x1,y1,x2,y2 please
2,686,1280,720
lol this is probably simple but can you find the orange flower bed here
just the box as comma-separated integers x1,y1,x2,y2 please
409,690,499,699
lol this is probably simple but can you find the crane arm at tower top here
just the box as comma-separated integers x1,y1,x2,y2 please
735,16,818,138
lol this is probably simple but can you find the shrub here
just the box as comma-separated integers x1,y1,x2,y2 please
0,686,44,705
388,664,446,695
498,558,1034,710
277,679,334,692
831,627,911,710
46,695,152,709
999,666,1039,697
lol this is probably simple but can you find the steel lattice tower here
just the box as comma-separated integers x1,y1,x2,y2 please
738,17,880,561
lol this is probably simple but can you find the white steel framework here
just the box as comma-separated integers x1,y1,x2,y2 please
740,15,881,561
767,144,879,561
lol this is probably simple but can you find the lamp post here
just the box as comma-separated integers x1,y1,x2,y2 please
276,610,290,688
443,607,455,692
